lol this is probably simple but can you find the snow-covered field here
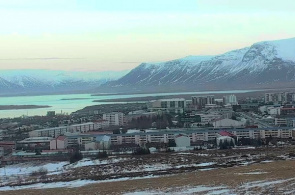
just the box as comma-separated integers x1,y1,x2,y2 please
0,175,161,192
0,157,130,177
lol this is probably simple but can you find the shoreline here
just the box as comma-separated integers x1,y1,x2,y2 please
93,90,268,103
0,105,51,110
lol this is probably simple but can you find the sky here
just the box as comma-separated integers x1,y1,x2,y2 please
0,0,294,71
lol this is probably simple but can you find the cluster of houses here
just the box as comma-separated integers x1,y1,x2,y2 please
2,92,295,163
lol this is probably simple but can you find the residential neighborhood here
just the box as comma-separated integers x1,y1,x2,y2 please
1,92,295,167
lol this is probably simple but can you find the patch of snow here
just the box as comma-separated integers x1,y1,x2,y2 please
261,160,274,163
0,175,161,191
236,171,268,175
196,162,216,167
0,161,68,177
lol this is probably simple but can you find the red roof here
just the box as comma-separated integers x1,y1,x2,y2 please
281,108,295,110
86,131,113,135
0,141,15,146
57,136,66,141
219,130,235,137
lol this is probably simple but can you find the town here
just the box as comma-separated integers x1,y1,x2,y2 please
1,91,295,164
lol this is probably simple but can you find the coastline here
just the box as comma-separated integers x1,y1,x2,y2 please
0,105,51,110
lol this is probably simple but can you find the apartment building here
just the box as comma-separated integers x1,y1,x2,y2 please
264,92,295,104
223,94,238,105
147,98,186,113
29,122,100,138
103,112,125,126
191,95,215,109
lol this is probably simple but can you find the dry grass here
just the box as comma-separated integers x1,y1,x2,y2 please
2,160,295,195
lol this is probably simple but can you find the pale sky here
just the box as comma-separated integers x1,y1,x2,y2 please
0,0,295,71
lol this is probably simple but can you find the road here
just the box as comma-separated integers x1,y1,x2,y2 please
238,112,272,128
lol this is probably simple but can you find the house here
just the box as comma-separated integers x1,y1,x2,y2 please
0,141,16,154
50,136,68,150
174,134,190,147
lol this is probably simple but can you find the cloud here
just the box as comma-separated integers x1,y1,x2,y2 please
0,57,85,61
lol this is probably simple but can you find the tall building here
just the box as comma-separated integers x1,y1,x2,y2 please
191,95,214,109
147,98,186,113
223,94,238,105
103,112,125,126
264,92,295,103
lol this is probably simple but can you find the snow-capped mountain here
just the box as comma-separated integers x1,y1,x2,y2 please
105,37,295,92
0,69,129,95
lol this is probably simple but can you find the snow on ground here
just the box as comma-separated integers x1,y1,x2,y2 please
0,161,68,177
124,185,233,195
236,171,268,175
239,178,295,190
66,157,129,169
0,157,130,177
0,175,161,191
261,160,274,163
196,162,216,167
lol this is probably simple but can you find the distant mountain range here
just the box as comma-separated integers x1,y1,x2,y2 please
2,37,295,96
0,69,129,95
103,37,295,93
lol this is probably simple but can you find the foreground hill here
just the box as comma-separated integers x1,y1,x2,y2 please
104,37,295,93
2,148,295,195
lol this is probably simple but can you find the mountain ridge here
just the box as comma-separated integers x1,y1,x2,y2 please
0,69,129,95
102,37,295,93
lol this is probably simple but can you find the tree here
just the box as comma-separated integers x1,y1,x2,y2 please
35,149,42,155
219,140,224,149
97,151,108,159
168,139,176,147
230,139,235,148
133,148,150,155
70,150,83,164
113,129,121,134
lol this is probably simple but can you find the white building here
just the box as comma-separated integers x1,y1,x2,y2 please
223,94,238,105
29,122,102,138
85,135,111,151
213,118,245,128
103,112,125,126
70,122,96,133
275,118,287,126
267,107,281,115
93,120,110,129
50,136,68,150
174,134,190,147
29,126,70,138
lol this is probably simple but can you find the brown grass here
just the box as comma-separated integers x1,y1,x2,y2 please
2,160,295,195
